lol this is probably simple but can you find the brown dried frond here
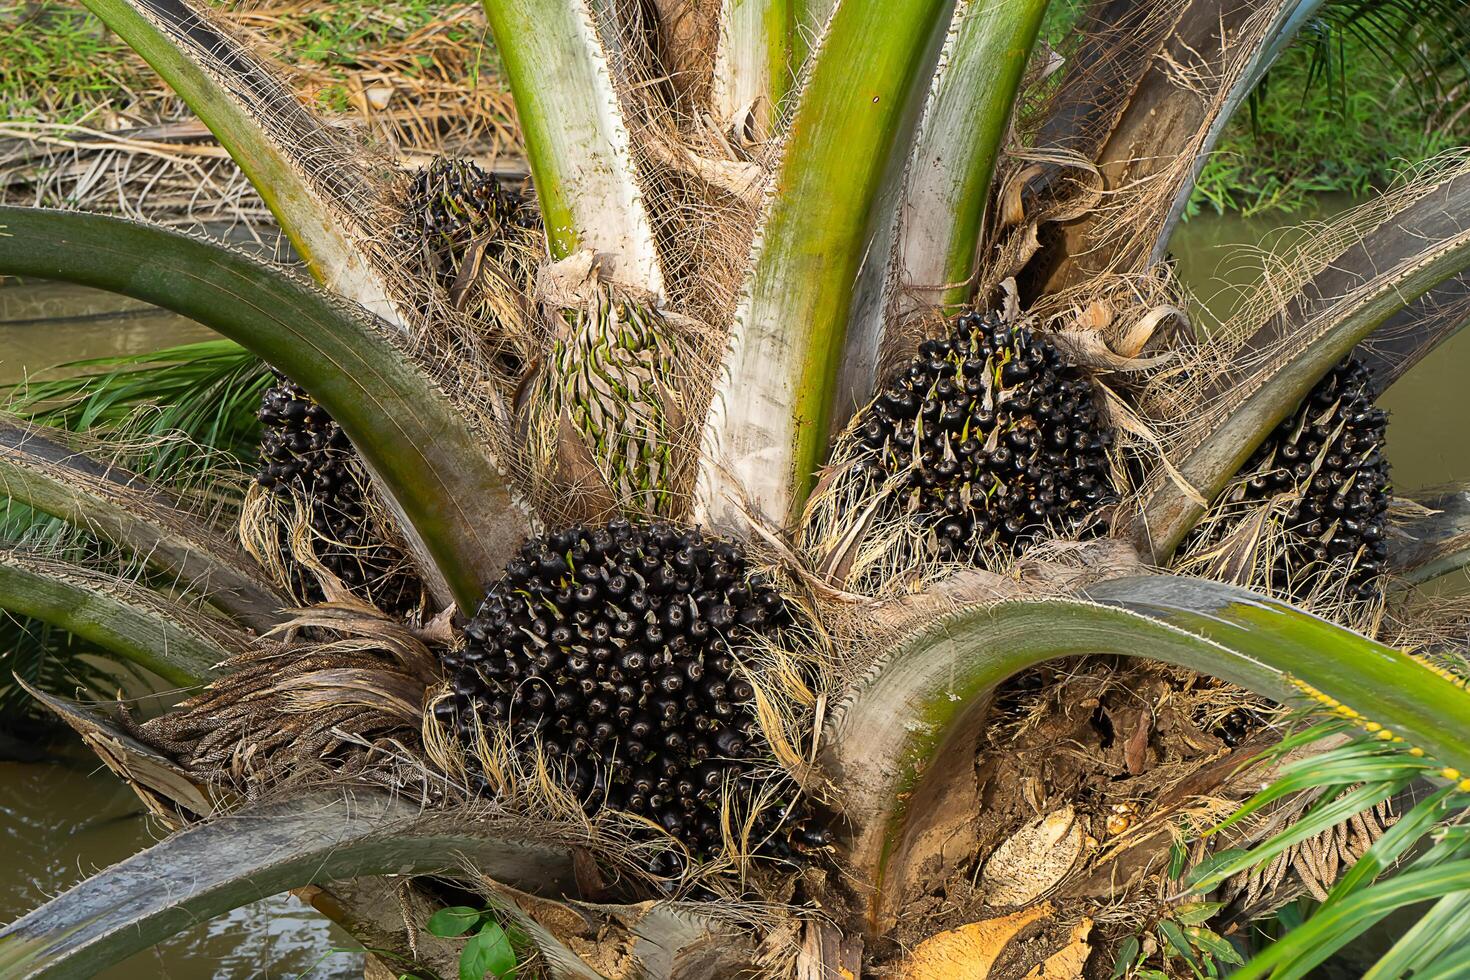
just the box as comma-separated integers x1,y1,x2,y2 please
137,605,444,791
1217,793,1399,915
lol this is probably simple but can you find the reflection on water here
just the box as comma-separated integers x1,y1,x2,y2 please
0,281,218,386
4,199,1470,974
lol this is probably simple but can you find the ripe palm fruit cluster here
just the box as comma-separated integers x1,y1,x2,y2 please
257,376,353,496
438,521,825,873
256,375,418,612
407,156,539,298
1226,356,1390,599
852,310,1113,560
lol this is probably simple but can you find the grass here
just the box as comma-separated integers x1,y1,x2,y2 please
1188,29,1470,217
0,0,503,126
0,4,135,124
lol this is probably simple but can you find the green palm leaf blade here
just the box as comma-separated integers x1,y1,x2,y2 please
1232,856,1470,979
6,339,269,472
1199,765,1468,979
821,574,1470,930
479,0,663,292
0,416,286,630
1364,887,1470,978
0,792,578,980
0,207,526,610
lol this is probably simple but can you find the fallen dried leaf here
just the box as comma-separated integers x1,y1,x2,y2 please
896,904,1051,979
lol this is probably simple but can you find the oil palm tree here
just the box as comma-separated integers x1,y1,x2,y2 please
3,0,1470,976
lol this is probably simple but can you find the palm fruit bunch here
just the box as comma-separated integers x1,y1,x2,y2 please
436,520,826,876
406,156,539,298
546,292,690,518
850,310,1113,560
257,375,354,496
1221,356,1390,600
256,374,418,613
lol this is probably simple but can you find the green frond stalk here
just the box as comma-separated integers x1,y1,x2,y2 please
712,0,797,136
0,549,240,686
1138,168,1470,562
838,0,1050,425
896,0,1051,311
78,0,409,325
1387,486,1470,586
698,0,954,533
0,207,526,610
0,417,286,630
1358,272,1470,395
0,792,577,980
823,575,1470,930
1149,0,1329,263
480,0,664,294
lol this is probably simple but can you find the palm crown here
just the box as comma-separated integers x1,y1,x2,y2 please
3,0,1470,976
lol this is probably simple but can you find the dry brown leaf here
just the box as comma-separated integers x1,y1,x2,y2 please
1022,917,1093,979
896,904,1052,979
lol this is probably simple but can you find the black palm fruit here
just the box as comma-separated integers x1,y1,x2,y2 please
407,156,539,296
852,310,1114,560
1225,356,1390,600
256,374,419,614
257,376,354,496
438,521,827,875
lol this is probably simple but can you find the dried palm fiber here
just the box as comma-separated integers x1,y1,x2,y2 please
804,309,1116,594
251,374,422,615
435,520,829,877
135,602,441,790
588,0,766,328
1178,357,1390,603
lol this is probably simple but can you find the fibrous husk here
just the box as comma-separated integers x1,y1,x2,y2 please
135,601,443,792
979,806,1087,908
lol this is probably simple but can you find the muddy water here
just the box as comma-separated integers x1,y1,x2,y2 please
2,205,1469,976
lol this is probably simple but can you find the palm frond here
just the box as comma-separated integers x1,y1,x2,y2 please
1306,0,1470,104
5,339,268,485
0,341,268,723
1189,701,1470,979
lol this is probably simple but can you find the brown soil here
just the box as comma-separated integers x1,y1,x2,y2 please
868,658,1280,976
